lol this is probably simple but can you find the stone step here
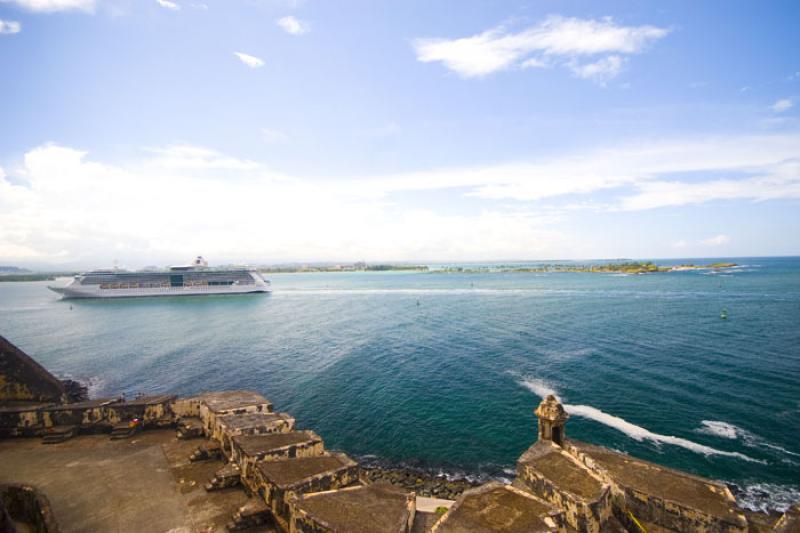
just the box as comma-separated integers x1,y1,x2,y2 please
176,417,203,440
226,499,271,531
41,425,77,444
205,462,241,491
189,441,223,462
109,420,142,440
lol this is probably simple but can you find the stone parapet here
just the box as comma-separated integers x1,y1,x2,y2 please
214,412,296,454
0,335,66,404
196,390,273,438
232,431,325,492
254,453,360,531
516,441,611,532
567,441,748,533
431,481,564,532
289,484,415,533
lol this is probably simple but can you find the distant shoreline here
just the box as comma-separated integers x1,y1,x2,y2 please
0,261,739,281
258,261,738,275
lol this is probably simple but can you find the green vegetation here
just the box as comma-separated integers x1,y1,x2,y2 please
0,273,75,282
670,262,737,271
365,264,428,271
590,261,665,273
430,261,737,275
259,263,429,273
177,261,739,275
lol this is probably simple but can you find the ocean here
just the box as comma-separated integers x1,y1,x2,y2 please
1,257,798,512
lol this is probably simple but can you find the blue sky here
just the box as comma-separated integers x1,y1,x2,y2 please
0,0,798,267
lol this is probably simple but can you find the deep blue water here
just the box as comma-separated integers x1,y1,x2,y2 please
1,257,799,511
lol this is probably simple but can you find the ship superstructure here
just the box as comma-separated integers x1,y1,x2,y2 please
48,256,270,299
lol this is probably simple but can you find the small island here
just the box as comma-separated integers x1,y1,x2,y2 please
430,261,738,275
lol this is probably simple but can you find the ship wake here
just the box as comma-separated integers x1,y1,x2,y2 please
517,377,762,463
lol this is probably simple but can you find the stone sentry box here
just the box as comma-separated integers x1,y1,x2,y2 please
231,431,325,492
254,453,359,532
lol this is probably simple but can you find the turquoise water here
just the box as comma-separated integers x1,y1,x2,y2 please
1,257,799,511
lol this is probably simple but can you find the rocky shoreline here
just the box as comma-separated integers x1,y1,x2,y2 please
360,465,482,500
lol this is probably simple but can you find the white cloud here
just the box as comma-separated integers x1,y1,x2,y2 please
261,128,288,143
1,134,798,265
618,158,800,210
413,15,668,80
145,144,260,170
702,234,731,246
361,134,800,209
772,99,793,113
0,143,565,264
156,0,179,10
0,19,21,33
276,15,308,35
520,57,550,69
671,240,687,249
234,51,265,69
568,55,624,84
0,0,94,12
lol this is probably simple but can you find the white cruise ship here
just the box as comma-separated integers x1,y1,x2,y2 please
48,257,270,299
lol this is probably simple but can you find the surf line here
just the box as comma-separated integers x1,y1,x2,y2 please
518,377,763,464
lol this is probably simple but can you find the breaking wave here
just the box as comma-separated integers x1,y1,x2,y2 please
56,372,105,399
517,377,761,463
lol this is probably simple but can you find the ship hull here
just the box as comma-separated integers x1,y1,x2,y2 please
48,284,270,299
47,261,271,299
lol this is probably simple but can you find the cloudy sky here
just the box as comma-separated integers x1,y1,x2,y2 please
0,0,798,268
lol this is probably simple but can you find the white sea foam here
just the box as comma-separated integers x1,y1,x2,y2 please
517,378,762,463
519,377,561,401
698,420,800,457
732,482,800,513
698,420,739,439
565,405,763,463
537,347,594,362
279,288,546,295
86,377,106,398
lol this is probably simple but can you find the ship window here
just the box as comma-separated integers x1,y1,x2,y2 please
170,275,184,287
